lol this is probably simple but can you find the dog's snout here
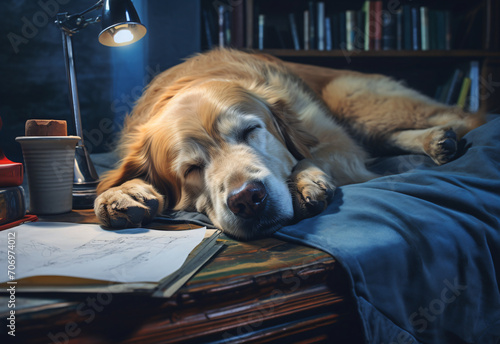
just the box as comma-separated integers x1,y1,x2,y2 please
227,181,267,218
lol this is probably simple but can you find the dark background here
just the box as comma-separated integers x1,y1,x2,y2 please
0,0,201,164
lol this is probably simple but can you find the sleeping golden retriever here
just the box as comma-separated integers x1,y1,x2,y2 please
94,48,483,240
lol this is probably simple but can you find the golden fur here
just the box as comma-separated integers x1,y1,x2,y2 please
94,49,483,239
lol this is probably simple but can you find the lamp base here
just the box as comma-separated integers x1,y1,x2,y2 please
72,183,98,209
73,145,99,209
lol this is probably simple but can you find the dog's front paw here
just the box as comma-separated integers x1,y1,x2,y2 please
426,128,458,165
290,160,335,220
94,179,165,228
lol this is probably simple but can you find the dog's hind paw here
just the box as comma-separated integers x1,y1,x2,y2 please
426,128,458,165
94,179,165,228
290,160,335,220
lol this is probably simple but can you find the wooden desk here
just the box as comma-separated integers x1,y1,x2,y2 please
0,210,363,343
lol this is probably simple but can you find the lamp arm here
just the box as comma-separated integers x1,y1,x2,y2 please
74,0,104,18
56,0,104,34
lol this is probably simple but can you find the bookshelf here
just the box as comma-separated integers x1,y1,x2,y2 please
201,0,500,113
257,50,500,58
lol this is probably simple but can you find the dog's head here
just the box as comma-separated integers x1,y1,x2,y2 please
99,80,317,239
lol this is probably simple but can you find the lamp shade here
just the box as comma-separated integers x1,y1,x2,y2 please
98,0,147,47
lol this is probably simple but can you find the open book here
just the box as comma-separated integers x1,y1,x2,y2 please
0,222,223,297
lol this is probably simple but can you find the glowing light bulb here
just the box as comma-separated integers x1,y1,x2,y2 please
113,29,134,44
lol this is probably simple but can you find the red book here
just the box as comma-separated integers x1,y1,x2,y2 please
0,214,38,231
0,117,23,187
368,1,376,50
373,1,383,50
0,150,23,187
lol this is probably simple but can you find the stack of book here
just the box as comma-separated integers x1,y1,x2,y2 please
435,61,481,112
0,117,29,229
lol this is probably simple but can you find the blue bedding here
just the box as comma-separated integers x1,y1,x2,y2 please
275,116,500,343
96,116,500,343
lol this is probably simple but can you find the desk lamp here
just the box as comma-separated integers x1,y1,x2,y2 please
56,0,146,208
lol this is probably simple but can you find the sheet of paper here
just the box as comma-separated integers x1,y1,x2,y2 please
0,222,206,283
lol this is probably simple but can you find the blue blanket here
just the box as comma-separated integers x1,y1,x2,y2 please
275,116,500,343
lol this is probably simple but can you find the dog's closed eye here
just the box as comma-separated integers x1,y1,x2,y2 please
184,164,204,178
240,124,262,142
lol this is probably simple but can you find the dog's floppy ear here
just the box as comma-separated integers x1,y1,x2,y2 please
268,100,318,160
96,131,180,208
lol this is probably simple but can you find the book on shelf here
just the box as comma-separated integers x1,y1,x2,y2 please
363,0,370,51
317,2,325,51
402,4,412,50
308,1,316,50
468,61,480,113
382,8,397,50
346,10,356,51
325,16,332,51
420,7,429,51
428,9,436,50
331,12,339,50
258,14,264,49
224,7,232,47
355,10,366,50
457,77,472,109
373,0,383,50
0,222,223,297
367,1,377,50
303,10,310,50
231,0,245,48
396,9,403,50
289,13,300,50
410,6,421,50
339,11,346,50
435,61,480,111
218,5,225,48
445,69,465,105
245,0,254,49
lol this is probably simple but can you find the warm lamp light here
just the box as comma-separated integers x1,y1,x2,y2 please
98,0,147,47
113,28,134,44
56,0,146,208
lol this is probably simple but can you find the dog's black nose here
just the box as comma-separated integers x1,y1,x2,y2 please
227,181,267,218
